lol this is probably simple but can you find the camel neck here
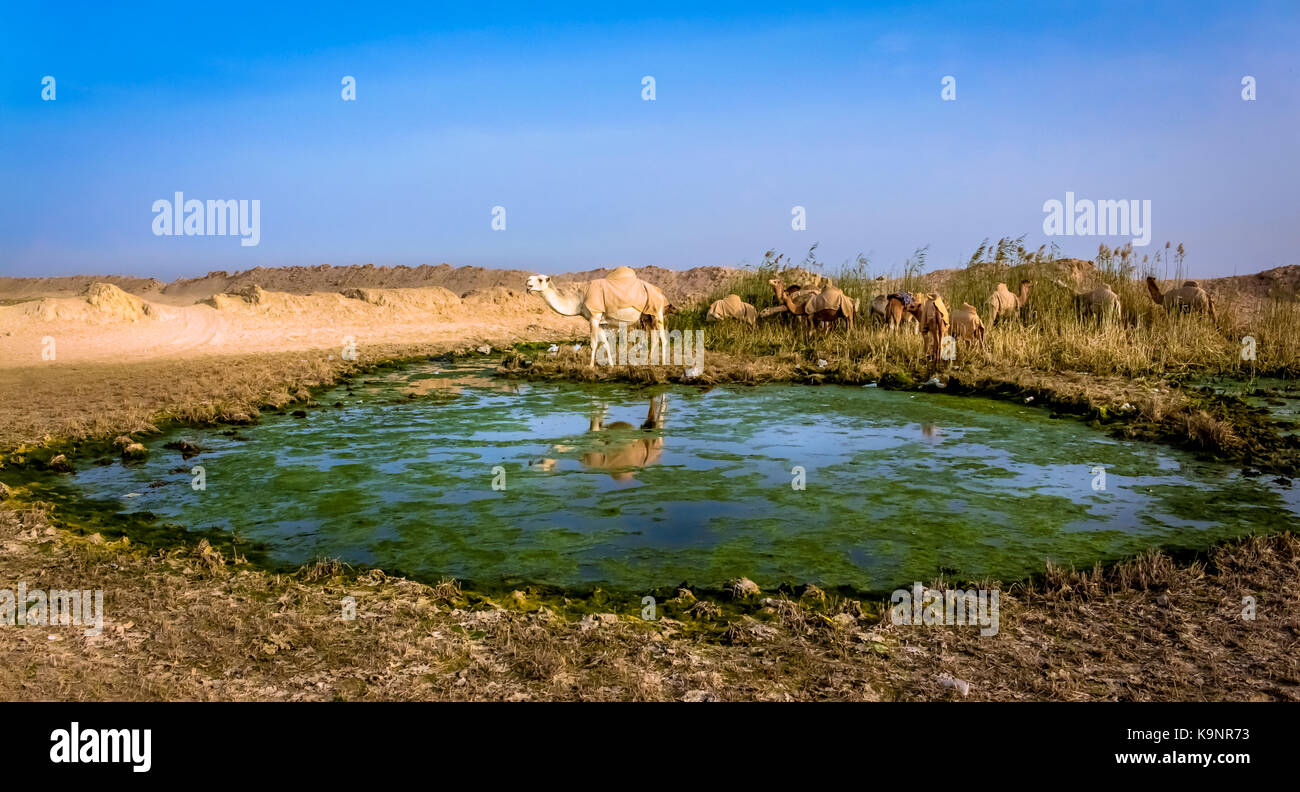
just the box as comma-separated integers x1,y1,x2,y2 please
540,286,582,316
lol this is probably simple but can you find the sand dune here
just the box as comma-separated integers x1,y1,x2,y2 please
0,279,594,368
0,264,746,368
0,263,740,307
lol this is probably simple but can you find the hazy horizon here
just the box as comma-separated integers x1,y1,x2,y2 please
3,1,1297,280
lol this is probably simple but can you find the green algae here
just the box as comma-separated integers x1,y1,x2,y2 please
18,361,1300,597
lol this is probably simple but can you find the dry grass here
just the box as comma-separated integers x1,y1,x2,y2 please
673,253,1300,380
2,500,1296,701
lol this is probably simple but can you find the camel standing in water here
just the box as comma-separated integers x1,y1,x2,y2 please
1146,277,1216,324
527,268,668,366
987,280,1031,325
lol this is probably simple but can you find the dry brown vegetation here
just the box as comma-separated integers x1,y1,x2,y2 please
2,500,1296,701
671,245,1300,380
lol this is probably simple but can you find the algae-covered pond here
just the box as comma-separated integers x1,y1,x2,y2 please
37,362,1300,594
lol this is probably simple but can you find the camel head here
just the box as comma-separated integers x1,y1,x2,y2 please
525,274,552,293
1145,276,1164,306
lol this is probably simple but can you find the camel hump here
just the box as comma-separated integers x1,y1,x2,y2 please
1183,280,1200,288
583,269,665,316
708,293,745,320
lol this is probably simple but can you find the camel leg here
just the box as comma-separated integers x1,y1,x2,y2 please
599,327,617,365
644,312,665,366
588,315,601,367
644,315,658,364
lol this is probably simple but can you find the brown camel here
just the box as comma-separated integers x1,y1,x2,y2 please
769,279,854,332
950,302,986,347
988,280,1031,325
882,293,923,333
759,280,815,322
1146,277,1216,323
903,293,950,362
804,282,855,331
869,294,890,325
1052,279,1122,324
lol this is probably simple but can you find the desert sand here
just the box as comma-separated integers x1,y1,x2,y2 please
0,265,741,368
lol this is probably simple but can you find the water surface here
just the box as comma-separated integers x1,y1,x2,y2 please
52,362,1300,593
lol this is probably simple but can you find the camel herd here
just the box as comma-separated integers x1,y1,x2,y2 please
526,267,1220,366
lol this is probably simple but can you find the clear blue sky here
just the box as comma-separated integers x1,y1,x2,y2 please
1,1,1296,279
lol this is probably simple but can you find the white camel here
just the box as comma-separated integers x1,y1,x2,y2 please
526,268,669,367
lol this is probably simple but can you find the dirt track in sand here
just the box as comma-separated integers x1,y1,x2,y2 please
0,283,583,369
0,265,745,369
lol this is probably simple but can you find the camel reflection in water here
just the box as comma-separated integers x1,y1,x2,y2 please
530,394,667,481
